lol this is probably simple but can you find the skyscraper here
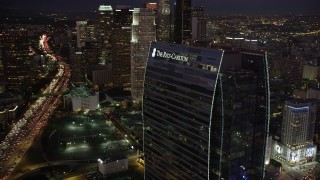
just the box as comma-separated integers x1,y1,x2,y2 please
143,42,270,179
98,5,113,65
1,30,34,95
270,100,317,166
76,21,88,48
69,49,85,84
131,8,156,102
282,101,316,147
191,7,207,40
213,50,270,179
156,0,171,42
111,8,133,90
174,0,192,44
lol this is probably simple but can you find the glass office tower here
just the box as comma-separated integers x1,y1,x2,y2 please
143,42,270,179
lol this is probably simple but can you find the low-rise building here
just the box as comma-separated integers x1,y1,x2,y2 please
63,85,99,112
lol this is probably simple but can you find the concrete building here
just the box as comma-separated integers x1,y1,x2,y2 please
76,21,87,48
156,0,171,42
111,8,133,90
63,85,99,112
98,5,113,65
1,30,34,95
271,100,317,166
191,7,207,40
131,8,156,102
87,64,112,86
98,158,128,177
69,50,86,84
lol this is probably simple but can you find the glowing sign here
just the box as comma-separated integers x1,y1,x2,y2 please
290,151,298,162
306,148,314,157
287,106,309,110
152,48,188,62
276,145,281,154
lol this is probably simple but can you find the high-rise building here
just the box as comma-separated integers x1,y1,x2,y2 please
215,50,270,179
76,21,88,48
191,7,207,40
270,100,317,166
98,5,113,65
174,0,192,44
111,8,133,90
69,49,85,84
1,30,34,95
131,8,156,102
143,42,270,179
282,101,315,147
156,0,171,42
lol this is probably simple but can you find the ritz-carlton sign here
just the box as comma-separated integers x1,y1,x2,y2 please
152,48,188,62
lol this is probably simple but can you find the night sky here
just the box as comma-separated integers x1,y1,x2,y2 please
2,0,320,15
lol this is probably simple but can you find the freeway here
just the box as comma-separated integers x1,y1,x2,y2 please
0,52,70,179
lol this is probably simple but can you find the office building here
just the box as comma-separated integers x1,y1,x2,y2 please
174,0,192,44
143,42,270,179
191,7,207,40
87,64,112,86
98,5,113,65
112,8,133,90
76,21,88,48
271,100,317,166
69,49,85,84
156,0,171,42
1,30,34,95
131,8,156,102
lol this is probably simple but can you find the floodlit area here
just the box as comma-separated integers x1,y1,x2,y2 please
42,110,135,161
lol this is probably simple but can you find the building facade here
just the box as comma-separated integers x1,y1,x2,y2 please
111,8,133,90
63,85,99,112
98,5,113,65
156,0,171,42
131,8,156,102
174,0,192,44
1,30,34,95
271,100,317,166
76,21,87,48
191,7,207,40
143,42,270,179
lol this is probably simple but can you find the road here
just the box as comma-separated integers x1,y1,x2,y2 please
0,37,70,179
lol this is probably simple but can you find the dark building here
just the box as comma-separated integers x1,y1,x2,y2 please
174,0,192,44
82,42,100,84
69,48,85,84
143,42,270,179
98,5,113,65
111,8,132,90
213,50,270,179
1,30,34,95
191,7,207,40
